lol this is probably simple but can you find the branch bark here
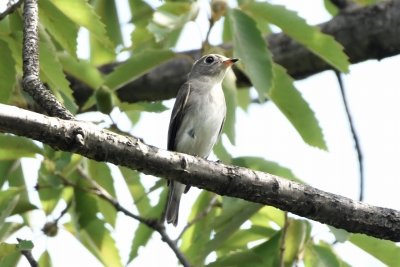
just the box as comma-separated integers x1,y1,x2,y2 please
71,1,400,106
0,103,399,242
22,0,73,119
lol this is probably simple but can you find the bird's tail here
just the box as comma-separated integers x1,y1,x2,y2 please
165,181,185,226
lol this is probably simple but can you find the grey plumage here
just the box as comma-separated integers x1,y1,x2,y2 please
165,54,238,226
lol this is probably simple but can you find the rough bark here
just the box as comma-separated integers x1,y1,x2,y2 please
1,103,399,242
22,0,73,119
71,1,400,106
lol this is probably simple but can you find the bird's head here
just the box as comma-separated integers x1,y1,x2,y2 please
189,54,239,82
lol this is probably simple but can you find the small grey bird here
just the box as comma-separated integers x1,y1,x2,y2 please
165,54,238,226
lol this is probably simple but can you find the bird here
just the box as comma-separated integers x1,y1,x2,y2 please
165,54,239,226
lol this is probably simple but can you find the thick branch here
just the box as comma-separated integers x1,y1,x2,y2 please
22,0,73,119
71,1,400,106
0,103,399,241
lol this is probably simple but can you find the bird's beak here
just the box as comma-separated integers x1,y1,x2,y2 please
223,58,239,67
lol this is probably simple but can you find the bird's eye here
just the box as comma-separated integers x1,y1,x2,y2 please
204,56,214,64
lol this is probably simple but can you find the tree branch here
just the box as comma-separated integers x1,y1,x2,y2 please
0,103,399,242
22,0,73,119
70,1,400,106
0,0,23,21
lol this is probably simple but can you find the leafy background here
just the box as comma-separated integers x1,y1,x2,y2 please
0,0,399,266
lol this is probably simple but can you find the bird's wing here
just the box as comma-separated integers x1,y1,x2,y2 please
168,82,191,151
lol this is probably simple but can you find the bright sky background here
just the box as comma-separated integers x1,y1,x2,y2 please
3,0,399,266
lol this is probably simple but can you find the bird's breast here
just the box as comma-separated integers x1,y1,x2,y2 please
175,84,226,157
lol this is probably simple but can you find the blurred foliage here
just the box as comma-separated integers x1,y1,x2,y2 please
0,0,395,266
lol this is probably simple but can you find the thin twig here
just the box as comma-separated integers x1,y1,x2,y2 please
201,18,214,54
335,71,364,201
54,200,72,224
0,0,23,21
22,0,73,119
93,185,191,267
17,238,38,267
279,212,289,267
176,194,219,242
75,167,191,267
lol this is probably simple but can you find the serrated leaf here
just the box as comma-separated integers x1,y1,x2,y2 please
0,135,43,160
94,0,123,46
248,2,349,73
229,9,273,101
232,156,300,182
58,53,103,90
104,49,175,91
39,38,77,113
350,234,400,266
0,39,16,103
269,64,327,149
51,0,111,48
222,69,237,144
39,0,78,57
131,26,158,53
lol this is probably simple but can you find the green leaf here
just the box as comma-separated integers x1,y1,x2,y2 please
328,226,350,243
58,53,104,89
131,26,159,53
323,0,339,16
0,252,20,267
51,0,111,48
269,64,327,149
39,0,78,57
217,225,276,254
95,86,114,114
194,198,262,264
129,0,154,26
39,38,77,113
232,156,300,182
120,167,151,216
16,239,34,251
228,9,273,101
38,160,63,215
0,223,24,242
38,250,52,267
0,189,21,226
88,161,117,227
222,69,237,144
213,140,233,164
104,49,175,91
72,189,122,267
350,234,400,266
148,2,199,47
127,188,167,264
0,39,16,103
236,88,251,111
0,160,15,188
251,206,285,228
208,232,281,267
248,2,349,73
283,219,310,266
0,243,18,259
304,242,341,267
94,0,123,47
119,101,168,113
0,135,43,160
181,192,218,260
